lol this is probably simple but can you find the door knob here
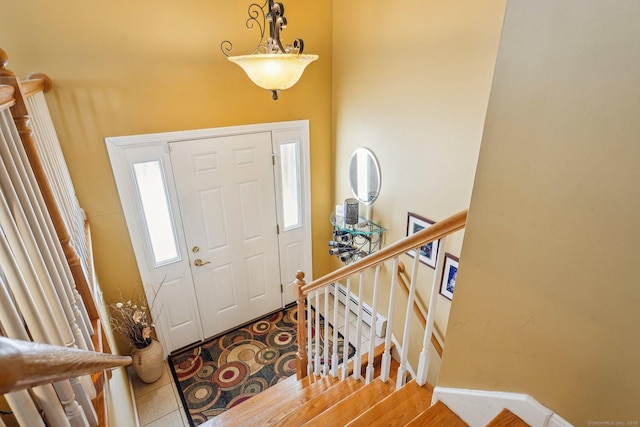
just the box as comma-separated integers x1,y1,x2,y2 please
194,258,211,267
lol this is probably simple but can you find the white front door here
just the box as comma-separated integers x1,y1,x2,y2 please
169,132,282,338
106,120,312,354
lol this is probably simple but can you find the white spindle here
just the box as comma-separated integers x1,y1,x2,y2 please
306,295,313,376
26,93,89,275
0,113,65,346
330,283,340,377
341,276,352,380
365,265,381,383
0,274,68,426
0,225,89,427
322,286,329,376
353,272,365,381
416,237,447,386
70,378,98,426
52,381,91,427
397,248,421,389
4,392,46,427
381,257,399,382
5,112,98,409
3,113,91,352
314,290,321,375
1,113,73,345
0,111,90,427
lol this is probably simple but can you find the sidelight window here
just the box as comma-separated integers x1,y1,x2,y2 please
132,160,180,266
279,141,302,230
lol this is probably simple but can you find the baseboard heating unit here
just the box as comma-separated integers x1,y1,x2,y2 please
329,283,387,338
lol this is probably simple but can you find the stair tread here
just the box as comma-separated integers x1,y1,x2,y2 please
202,374,339,426
406,400,469,427
273,376,364,426
487,409,531,427
303,377,397,427
345,379,434,427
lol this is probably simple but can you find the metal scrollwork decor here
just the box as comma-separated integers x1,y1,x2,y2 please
221,0,305,57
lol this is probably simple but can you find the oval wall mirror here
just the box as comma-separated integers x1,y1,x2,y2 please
348,147,381,205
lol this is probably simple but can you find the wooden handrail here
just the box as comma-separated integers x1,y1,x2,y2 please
20,78,47,98
0,337,131,394
300,209,467,296
396,261,444,358
23,72,52,95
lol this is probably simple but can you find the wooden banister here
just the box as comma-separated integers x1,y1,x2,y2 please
20,77,48,97
0,336,131,395
396,261,444,358
300,209,467,296
295,271,309,380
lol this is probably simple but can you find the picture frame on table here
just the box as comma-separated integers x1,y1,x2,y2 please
439,253,459,301
405,212,440,269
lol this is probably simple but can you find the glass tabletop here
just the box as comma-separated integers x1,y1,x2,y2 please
330,212,386,235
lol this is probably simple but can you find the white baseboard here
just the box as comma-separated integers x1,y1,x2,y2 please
433,387,572,427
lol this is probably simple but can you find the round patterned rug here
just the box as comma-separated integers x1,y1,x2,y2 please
169,304,353,426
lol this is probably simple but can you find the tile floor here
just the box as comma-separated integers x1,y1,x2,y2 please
130,294,383,426
130,363,189,427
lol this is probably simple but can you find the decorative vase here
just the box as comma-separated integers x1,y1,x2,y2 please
131,339,164,383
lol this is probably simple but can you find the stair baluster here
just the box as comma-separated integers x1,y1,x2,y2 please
397,247,421,389
381,257,399,382
306,289,313,376
352,272,365,380
314,289,321,375
294,271,308,380
365,264,381,383
340,276,352,380
330,283,340,377
322,286,330,375
0,273,69,426
417,236,447,386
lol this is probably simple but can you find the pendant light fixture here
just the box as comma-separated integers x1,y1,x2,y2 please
221,0,318,100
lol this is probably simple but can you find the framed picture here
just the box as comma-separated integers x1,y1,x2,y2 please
439,253,459,301
406,212,440,269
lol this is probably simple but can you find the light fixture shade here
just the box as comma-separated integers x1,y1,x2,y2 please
228,53,318,91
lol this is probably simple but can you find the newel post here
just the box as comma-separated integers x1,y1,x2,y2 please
295,271,308,380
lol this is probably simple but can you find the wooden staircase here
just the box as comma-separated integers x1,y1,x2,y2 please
201,374,531,426
200,362,531,427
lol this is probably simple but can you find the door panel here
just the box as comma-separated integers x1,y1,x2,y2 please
201,188,228,249
170,132,282,338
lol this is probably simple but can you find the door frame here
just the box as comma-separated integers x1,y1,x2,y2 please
105,120,313,354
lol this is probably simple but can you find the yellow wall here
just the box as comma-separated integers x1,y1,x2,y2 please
0,0,334,352
439,0,640,423
332,0,505,378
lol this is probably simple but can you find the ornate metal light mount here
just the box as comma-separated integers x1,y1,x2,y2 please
221,0,318,100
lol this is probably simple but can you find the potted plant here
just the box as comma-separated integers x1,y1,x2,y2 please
109,295,163,383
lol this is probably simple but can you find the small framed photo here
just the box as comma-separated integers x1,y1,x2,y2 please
406,212,440,269
439,253,459,301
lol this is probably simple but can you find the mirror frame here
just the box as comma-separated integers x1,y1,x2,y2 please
348,147,381,205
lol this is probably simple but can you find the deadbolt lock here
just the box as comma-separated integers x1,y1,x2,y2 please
192,246,200,253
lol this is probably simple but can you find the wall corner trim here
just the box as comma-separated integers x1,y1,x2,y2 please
432,387,573,427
